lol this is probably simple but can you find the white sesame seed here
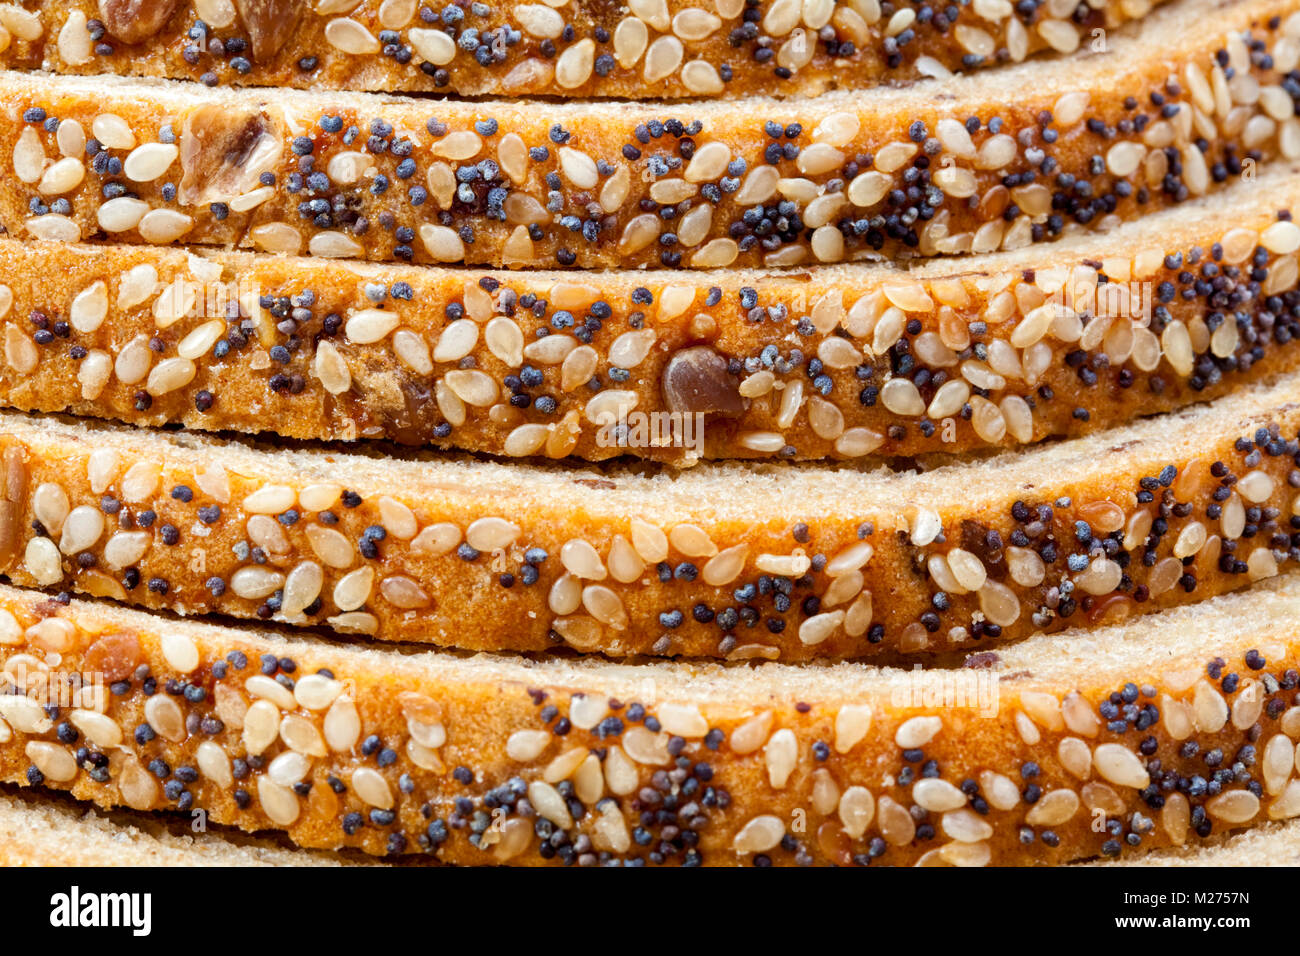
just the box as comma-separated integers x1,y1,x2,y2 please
324,16,379,53
323,697,361,752
281,560,324,616
346,308,399,345
333,567,374,611
249,222,303,255
1093,743,1150,789
657,702,708,737
798,609,843,646
834,704,872,754
25,741,77,782
629,0,670,30
558,146,598,189
352,767,395,809
507,729,551,761
642,35,684,82
408,27,455,64
123,142,178,183
37,157,85,196
69,709,122,749
293,674,342,711
1205,790,1260,824
313,340,351,395
515,3,564,37
613,16,648,67
25,214,81,242
137,209,193,244
443,368,498,406
419,224,466,263
379,575,432,609
555,37,595,88
23,537,62,586
913,779,967,812
231,566,286,600
56,9,92,65
528,780,573,829
256,777,301,825
91,113,134,150
1263,220,1300,255
895,716,941,748
733,815,785,853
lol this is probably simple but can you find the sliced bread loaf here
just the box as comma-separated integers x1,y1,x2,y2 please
4,783,1297,866
0,0,1168,98
2,166,1298,463
1,576,1300,865
0,788,361,866
4,0,1298,269
0,373,1298,659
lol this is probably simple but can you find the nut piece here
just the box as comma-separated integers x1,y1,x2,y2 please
234,0,308,61
179,106,282,206
97,0,182,43
83,632,141,682
661,346,744,417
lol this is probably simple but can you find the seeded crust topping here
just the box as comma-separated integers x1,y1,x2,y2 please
0,180,1297,462
177,104,283,205
0,0,1165,98
0,383,1297,660
95,0,183,43
233,0,308,61
5,1,1300,270
1,583,1298,865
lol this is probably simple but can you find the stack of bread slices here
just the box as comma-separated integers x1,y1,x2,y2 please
0,0,1297,866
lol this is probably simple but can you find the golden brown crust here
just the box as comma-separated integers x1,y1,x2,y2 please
0,578,1298,866
3,0,1298,270
1,165,1299,463
0,0,1165,99
0,375,1296,661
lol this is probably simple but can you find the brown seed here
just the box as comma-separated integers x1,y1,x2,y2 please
662,346,744,416
380,575,433,609
1206,790,1260,824
618,213,661,254
84,632,140,682
838,786,876,838
144,695,186,742
877,795,916,845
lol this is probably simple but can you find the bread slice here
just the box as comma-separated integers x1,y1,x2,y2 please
4,0,1298,270
0,372,1298,661
0,788,362,866
1,575,1300,865
4,785,1298,867
1097,819,1300,866
0,0,1170,99
3,166,1300,465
